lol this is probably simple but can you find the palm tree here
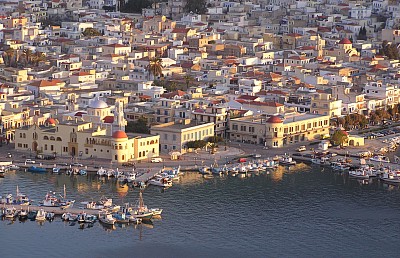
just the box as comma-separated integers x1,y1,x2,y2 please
31,51,46,66
147,57,162,80
183,74,193,90
4,49,16,67
20,48,33,65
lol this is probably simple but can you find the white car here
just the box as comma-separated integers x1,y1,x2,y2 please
25,159,36,164
151,157,163,163
297,146,306,152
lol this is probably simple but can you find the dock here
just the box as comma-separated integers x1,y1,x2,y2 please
1,204,100,216
134,169,160,183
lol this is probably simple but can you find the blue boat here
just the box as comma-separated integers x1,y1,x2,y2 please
27,166,47,173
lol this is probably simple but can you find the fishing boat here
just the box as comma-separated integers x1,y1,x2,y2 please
98,212,116,225
62,212,78,221
28,166,47,173
370,155,390,163
84,214,97,224
46,212,55,221
113,212,130,224
279,155,297,166
148,177,172,187
52,167,61,173
380,172,400,183
97,167,106,176
15,186,31,205
128,192,154,221
19,209,28,219
7,164,19,170
4,207,17,219
311,156,330,165
348,169,370,179
78,169,87,176
36,209,46,221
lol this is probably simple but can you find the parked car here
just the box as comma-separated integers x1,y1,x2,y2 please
25,159,36,164
151,157,163,163
253,154,261,158
71,162,83,167
297,146,306,152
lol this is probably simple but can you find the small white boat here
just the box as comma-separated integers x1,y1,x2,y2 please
148,177,172,187
19,209,28,219
106,169,115,177
349,169,370,179
370,155,390,163
98,212,116,225
97,167,106,176
36,209,46,221
149,208,163,216
52,167,61,173
7,164,19,170
46,212,55,221
381,172,400,183
279,155,297,166
4,207,17,219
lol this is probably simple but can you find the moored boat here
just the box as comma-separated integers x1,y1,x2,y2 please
35,209,46,221
52,167,61,173
46,212,55,221
370,155,390,163
28,166,47,173
149,177,172,187
98,212,116,225
4,207,17,219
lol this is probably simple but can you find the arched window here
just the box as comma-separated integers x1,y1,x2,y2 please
44,136,49,140
56,137,62,141
50,136,55,141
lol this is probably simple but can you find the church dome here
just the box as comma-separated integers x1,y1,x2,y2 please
46,118,57,126
267,116,283,123
89,99,108,109
112,130,128,139
338,38,352,44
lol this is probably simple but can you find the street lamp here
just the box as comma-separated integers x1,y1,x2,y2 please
28,148,31,158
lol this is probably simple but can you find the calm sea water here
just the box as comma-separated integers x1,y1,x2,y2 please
1,165,400,258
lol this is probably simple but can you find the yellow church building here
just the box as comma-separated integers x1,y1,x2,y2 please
14,118,160,163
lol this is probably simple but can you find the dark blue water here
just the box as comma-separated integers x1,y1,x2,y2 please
1,165,400,258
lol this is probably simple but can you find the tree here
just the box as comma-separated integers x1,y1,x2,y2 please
379,40,400,60
208,136,223,143
82,28,102,37
21,48,33,65
165,82,177,92
183,74,193,90
126,117,150,134
184,0,207,14
186,140,207,149
331,130,348,146
358,26,367,40
147,57,163,80
31,52,46,66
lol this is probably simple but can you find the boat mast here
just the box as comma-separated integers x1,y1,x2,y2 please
64,184,66,199
16,185,19,196
139,191,144,209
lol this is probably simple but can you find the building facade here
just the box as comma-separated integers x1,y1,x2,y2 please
229,113,330,147
14,119,159,163
150,119,215,154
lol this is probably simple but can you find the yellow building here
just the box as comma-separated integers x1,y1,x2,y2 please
14,118,160,163
311,93,342,117
150,119,215,154
229,113,330,147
